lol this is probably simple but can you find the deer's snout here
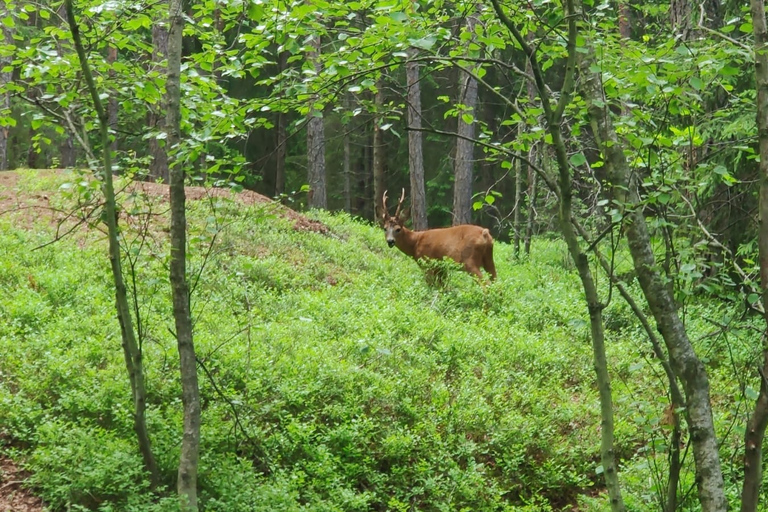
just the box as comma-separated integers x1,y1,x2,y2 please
387,239,395,248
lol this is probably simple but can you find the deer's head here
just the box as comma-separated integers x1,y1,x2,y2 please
379,189,410,248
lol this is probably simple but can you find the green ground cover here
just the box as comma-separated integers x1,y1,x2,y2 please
0,171,757,511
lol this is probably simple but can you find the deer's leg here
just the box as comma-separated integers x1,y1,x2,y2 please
483,255,497,281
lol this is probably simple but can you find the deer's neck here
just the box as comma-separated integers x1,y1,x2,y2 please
395,227,420,259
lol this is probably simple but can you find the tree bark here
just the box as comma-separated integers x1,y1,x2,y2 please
406,49,428,230
742,2,768,511
167,0,200,510
524,146,538,256
107,45,118,157
452,8,479,226
343,94,352,213
618,1,631,39
372,84,386,217
275,51,288,197
149,5,169,182
489,1,626,509
513,124,523,258
577,26,727,512
54,3,77,168
306,34,326,209
63,0,160,489
0,4,13,170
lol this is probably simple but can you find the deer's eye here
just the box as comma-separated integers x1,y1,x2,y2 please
395,227,401,233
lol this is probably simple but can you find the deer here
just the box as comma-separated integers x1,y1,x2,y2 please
378,189,497,281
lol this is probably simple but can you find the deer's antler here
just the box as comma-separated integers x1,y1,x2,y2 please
394,188,405,219
381,190,389,219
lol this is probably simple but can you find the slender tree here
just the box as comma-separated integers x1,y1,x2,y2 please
306,33,326,209
489,0,627,509
576,12,727,512
513,124,523,258
373,83,386,216
167,0,200,509
342,92,352,213
54,3,76,167
149,1,169,182
406,48,428,230
63,0,160,488
452,8,479,226
742,2,768,510
0,3,13,170
275,51,288,197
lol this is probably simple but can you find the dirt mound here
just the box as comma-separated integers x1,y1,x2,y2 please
0,170,329,235
129,180,329,234
0,457,44,512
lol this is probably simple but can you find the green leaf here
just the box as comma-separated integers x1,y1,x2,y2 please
410,35,436,50
461,113,474,125
689,77,704,91
569,153,586,166
472,201,483,210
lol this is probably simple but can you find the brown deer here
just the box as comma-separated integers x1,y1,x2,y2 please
379,189,497,281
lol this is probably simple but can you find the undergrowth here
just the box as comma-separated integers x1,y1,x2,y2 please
0,172,761,511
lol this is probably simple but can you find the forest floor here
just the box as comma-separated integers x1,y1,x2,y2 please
0,456,44,512
0,168,328,512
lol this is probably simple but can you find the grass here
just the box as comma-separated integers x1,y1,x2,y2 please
0,173,761,511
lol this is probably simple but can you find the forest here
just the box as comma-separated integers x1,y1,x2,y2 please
1,0,768,511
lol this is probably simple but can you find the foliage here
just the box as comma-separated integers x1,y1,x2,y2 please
0,174,761,510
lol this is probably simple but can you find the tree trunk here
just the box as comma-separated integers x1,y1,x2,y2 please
167,0,200,509
372,84,386,217
513,124,523,258
488,1,626,509
453,8,479,226
343,94,352,213
63,0,160,489
406,49,428,230
54,3,77,169
274,51,288,197
577,28,726,512
0,4,13,170
107,45,118,157
742,2,768,510
524,146,538,256
618,1,631,39
306,34,326,209
149,6,169,182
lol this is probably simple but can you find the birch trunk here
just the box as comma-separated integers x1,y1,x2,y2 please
577,30,726,512
488,0,626,508
63,0,160,488
167,0,201,509
742,2,768,510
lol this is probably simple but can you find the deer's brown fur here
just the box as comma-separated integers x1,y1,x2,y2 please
379,189,496,281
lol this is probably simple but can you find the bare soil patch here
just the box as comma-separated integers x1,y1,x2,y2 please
0,457,44,512
0,169,329,235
